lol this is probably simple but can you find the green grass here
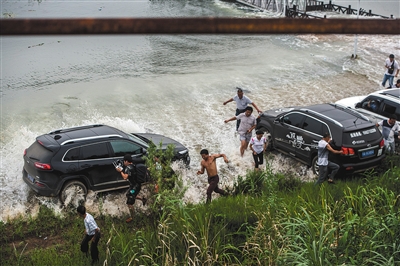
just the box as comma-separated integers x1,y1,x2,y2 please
1,156,400,265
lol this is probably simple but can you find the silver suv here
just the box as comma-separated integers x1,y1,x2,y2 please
335,88,400,126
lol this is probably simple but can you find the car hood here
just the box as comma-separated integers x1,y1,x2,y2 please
335,96,365,108
131,133,188,152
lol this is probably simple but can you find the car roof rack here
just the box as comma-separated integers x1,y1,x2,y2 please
60,134,122,145
333,103,370,121
49,124,103,134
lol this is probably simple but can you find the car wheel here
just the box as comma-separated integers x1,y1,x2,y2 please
260,128,273,151
60,180,87,207
311,155,319,176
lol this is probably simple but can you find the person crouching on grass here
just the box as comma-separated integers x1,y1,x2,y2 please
77,205,100,264
249,130,267,171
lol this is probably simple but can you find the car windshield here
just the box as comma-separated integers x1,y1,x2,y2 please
126,133,149,148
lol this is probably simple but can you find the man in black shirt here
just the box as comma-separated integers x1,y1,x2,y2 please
115,154,146,223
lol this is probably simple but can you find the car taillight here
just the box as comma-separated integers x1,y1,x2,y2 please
34,162,52,170
379,139,385,148
341,147,355,156
23,149,27,156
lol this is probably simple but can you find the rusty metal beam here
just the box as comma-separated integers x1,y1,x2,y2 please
1,18,399,35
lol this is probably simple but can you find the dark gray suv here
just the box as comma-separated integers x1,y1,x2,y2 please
256,104,386,175
22,124,190,204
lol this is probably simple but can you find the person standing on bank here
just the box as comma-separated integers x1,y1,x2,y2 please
224,106,257,157
315,132,343,185
376,114,400,154
115,154,146,223
223,87,262,131
249,130,267,171
77,205,101,264
197,149,228,203
382,54,399,88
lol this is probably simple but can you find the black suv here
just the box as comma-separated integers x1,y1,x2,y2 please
256,104,385,175
22,124,190,204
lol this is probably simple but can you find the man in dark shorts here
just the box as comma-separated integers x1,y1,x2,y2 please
196,149,228,203
115,154,146,223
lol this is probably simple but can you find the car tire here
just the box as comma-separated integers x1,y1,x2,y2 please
311,155,319,176
60,180,87,207
260,127,273,151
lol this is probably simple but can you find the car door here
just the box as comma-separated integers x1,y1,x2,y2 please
78,142,118,190
298,116,327,163
273,112,305,157
109,140,146,184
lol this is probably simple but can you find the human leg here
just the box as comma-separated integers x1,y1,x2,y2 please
382,74,390,87
240,139,247,156
252,153,259,169
257,152,264,169
327,161,340,181
81,234,94,255
90,231,101,263
315,165,328,185
388,75,394,88
207,175,223,203
211,175,226,196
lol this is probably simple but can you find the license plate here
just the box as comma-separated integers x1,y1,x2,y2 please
27,174,35,183
361,149,375,158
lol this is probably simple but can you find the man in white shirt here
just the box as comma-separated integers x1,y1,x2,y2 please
77,205,101,264
315,133,343,185
225,106,257,156
382,54,399,88
223,87,262,131
376,114,400,154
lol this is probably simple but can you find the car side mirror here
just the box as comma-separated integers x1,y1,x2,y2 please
355,102,362,108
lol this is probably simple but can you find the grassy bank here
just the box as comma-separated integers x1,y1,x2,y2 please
1,156,399,265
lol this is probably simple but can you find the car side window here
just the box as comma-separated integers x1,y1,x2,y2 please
283,113,304,128
381,101,398,118
302,117,322,135
64,147,80,161
80,143,110,160
361,97,380,113
110,141,142,157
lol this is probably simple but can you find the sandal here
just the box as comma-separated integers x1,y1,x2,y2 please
328,179,335,184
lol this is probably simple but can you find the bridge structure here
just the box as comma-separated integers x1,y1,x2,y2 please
236,0,390,19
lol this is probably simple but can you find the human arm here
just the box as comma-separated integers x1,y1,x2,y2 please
251,102,262,114
224,116,237,123
223,98,234,105
326,143,343,154
375,120,383,128
197,163,205,175
117,167,129,180
213,153,229,163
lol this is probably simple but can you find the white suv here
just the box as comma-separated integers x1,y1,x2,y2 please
335,88,400,126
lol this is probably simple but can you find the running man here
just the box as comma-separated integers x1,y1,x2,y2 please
196,149,228,203
223,87,262,131
224,106,257,156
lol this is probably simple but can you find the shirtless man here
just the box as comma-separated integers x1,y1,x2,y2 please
196,149,228,203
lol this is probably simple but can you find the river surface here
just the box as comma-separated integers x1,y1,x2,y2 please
1,0,399,221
